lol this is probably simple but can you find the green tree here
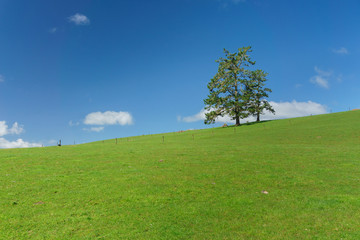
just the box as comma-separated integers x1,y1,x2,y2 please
248,69,275,122
204,47,255,126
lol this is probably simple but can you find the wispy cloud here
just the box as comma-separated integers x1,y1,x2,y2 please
68,13,90,25
314,66,332,77
336,74,343,83
332,47,349,55
69,120,80,127
218,0,246,8
310,76,329,89
0,75,4,82
83,127,105,132
48,139,58,145
179,100,327,124
310,66,331,89
84,111,133,126
49,27,57,33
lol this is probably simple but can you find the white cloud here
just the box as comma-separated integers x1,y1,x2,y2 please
332,47,349,55
310,66,331,89
9,122,23,134
182,111,207,123
265,100,327,119
49,27,57,33
84,111,133,126
0,138,41,148
68,13,90,25
0,121,41,148
83,127,105,132
179,100,328,124
0,122,9,136
0,121,24,136
0,75,4,82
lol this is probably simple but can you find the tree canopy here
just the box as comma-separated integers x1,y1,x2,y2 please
204,46,274,125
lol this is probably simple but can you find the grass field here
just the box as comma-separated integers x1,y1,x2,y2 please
1,111,360,239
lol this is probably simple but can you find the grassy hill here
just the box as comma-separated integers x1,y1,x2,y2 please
1,111,360,239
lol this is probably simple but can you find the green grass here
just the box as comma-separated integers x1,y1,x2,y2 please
1,111,360,239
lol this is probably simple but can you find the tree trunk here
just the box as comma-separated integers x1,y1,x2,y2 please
235,116,240,126
256,113,260,122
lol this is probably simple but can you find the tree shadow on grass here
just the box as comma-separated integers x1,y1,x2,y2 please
228,120,272,127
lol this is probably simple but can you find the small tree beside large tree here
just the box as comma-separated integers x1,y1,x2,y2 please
248,69,275,122
204,46,274,125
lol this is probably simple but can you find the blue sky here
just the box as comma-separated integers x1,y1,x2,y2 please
0,0,359,147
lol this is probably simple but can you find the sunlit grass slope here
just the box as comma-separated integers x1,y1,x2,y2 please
1,111,360,239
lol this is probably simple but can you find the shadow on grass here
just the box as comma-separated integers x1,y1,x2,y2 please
228,120,272,127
